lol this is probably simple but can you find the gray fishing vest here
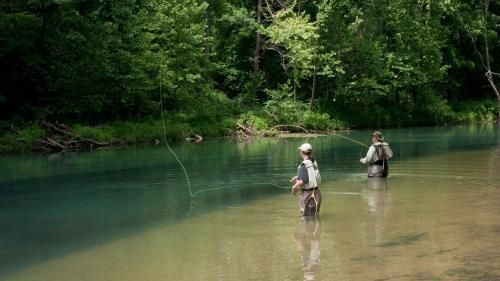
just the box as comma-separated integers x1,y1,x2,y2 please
297,159,321,189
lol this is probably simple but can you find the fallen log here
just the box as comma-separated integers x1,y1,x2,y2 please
46,138,66,150
270,124,310,134
236,122,256,136
33,121,123,153
34,139,65,152
186,134,203,143
38,120,74,137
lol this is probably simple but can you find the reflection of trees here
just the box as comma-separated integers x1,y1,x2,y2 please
362,177,390,244
294,216,321,281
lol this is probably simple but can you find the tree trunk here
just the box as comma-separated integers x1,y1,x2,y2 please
484,0,491,72
252,0,262,98
325,76,330,105
497,95,500,122
310,65,317,110
482,0,500,122
254,0,262,75
293,70,298,101
204,3,211,62
489,78,500,121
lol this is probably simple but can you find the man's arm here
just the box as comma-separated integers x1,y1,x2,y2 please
292,180,304,195
292,164,309,195
360,145,376,164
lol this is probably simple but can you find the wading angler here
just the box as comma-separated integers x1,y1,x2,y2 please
360,131,393,177
291,143,322,216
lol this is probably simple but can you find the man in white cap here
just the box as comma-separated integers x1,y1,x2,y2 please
360,131,393,177
290,143,322,216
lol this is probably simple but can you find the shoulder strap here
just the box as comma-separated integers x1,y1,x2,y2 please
302,159,313,167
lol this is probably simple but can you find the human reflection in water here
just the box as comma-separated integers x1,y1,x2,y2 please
362,177,390,244
294,216,321,281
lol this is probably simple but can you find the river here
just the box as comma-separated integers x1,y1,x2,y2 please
1,125,499,280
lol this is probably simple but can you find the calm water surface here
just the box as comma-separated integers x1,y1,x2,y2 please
1,125,499,281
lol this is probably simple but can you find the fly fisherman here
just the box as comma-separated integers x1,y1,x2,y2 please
291,143,322,216
360,131,393,177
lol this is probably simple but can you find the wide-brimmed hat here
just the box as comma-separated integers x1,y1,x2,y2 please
298,143,312,152
371,131,384,141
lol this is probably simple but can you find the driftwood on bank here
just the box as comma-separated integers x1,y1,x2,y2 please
236,122,256,136
235,122,260,140
33,121,124,153
270,124,310,134
186,134,203,143
234,122,323,142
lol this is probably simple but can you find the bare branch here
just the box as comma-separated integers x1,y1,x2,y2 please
465,0,500,121
483,0,491,71
264,0,275,20
486,71,500,98
263,43,289,70
465,25,488,71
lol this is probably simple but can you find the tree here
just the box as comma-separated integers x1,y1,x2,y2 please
263,3,341,108
466,0,500,121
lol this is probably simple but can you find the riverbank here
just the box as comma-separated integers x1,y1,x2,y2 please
0,99,497,154
0,103,346,153
0,119,338,154
0,118,231,154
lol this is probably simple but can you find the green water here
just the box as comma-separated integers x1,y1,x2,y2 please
1,125,499,281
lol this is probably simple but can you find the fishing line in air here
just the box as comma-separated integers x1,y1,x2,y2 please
159,69,194,197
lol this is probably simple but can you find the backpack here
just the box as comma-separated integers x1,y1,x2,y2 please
375,146,389,177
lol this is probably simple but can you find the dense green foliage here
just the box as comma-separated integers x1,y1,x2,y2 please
1,0,499,151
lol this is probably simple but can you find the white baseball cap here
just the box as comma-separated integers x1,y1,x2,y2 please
298,143,312,152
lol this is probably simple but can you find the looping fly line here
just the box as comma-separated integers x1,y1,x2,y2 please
159,69,369,198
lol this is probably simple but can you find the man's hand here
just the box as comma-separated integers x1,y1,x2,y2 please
291,179,303,196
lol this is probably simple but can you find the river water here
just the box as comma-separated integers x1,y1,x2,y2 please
1,125,499,281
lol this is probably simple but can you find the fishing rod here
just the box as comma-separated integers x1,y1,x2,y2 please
330,133,369,172
331,133,370,149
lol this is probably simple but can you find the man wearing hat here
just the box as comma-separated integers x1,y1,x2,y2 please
360,131,393,177
290,143,322,216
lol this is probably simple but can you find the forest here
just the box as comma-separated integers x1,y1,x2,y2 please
1,0,499,152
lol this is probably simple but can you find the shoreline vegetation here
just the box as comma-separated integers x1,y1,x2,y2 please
0,98,497,154
1,1,500,154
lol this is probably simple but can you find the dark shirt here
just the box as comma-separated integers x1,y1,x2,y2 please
297,163,309,183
